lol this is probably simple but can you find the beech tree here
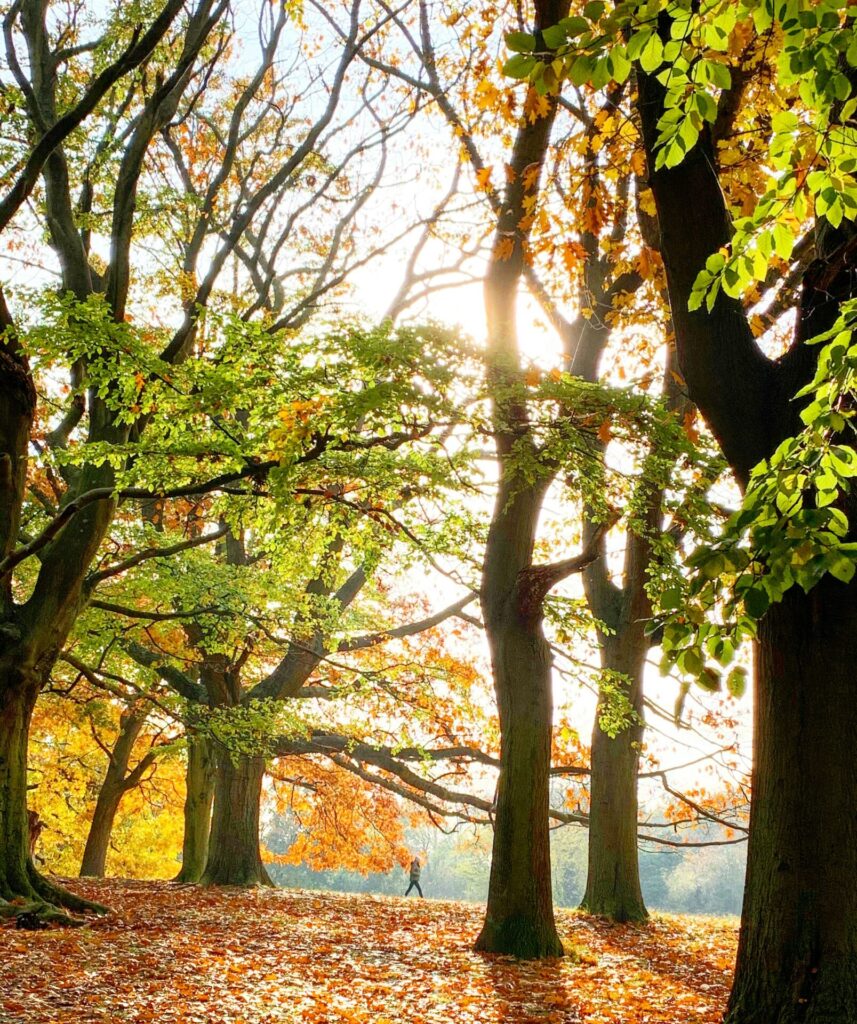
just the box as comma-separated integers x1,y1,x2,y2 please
78,702,165,878
0,0,425,922
508,0,857,1018
367,0,742,945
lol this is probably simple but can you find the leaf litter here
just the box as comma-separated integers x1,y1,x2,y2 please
0,879,736,1023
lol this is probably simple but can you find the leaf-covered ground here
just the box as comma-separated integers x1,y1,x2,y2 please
1,879,736,1024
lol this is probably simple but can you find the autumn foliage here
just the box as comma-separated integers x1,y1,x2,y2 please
0,879,737,1024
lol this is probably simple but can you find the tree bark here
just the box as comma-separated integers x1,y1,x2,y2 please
0,673,36,904
201,748,271,887
579,623,647,922
175,733,215,883
725,580,857,1024
0,666,101,920
473,0,571,959
636,46,857,1022
79,785,123,879
79,709,148,878
475,482,563,958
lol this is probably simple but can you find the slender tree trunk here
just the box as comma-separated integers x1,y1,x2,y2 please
79,709,147,878
475,484,563,958
580,471,663,922
79,784,123,878
580,630,647,922
201,748,271,887
725,581,857,1024
175,733,214,883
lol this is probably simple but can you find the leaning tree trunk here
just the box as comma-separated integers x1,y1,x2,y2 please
580,631,646,922
79,785,123,878
80,708,147,878
475,484,563,958
725,580,857,1024
175,733,215,883
201,749,271,887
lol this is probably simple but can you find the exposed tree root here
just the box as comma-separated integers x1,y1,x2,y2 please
0,863,110,927
28,864,109,915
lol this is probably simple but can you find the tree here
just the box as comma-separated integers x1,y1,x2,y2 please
0,0,417,921
367,0,720,947
79,703,164,878
508,1,857,1017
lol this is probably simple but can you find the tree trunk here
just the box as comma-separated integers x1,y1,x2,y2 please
725,580,857,1024
175,733,215,883
79,783,122,878
475,484,563,958
472,0,572,959
201,748,271,887
475,615,562,957
79,708,147,878
637,46,857,1021
580,630,647,922
0,667,101,921
0,676,36,904
580,501,658,923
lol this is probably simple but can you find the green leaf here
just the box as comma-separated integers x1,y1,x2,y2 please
744,585,770,618
626,30,651,62
726,666,748,699
583,0,605,21
541,24,566,49
559,16,590,36
503,53,537,79
639,33,664,74
607,47,632,84
829,552,856,583
506,31,536,53
706,61,732,90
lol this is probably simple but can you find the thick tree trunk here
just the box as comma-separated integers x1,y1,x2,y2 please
725,581,857,1024
0,677,36,903
637,46,857,1021
580,655,646,922
175,733,215,883
0,667,102,921
201,749,271,887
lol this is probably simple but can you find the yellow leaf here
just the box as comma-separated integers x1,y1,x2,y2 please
630,149,647,176
523,87,550,125
475,166,493,192
492,236,514,261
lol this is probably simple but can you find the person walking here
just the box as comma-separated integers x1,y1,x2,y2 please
405,855,423,897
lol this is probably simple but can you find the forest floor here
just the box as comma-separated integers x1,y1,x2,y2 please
0,879,737,1024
